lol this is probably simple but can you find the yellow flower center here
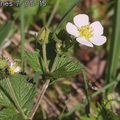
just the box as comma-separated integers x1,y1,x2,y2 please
79,25,93,40
9,66,16,75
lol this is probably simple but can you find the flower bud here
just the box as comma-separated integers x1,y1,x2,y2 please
39,27,50,44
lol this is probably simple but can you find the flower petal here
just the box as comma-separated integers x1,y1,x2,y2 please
15,66,21,72
66,22,79,37
90,36,107,46
73,14,89,28
76,37,93,47
90,21,103,36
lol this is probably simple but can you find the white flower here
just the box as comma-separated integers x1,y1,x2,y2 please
9,62,21,75
66,14,107,47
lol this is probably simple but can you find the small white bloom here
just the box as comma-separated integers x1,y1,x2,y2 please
66,14,107,47
9,62,21,75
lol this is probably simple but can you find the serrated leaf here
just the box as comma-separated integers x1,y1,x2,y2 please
50,55,84,79
0,74,36,115
0,79,13,108
10,74,36,111
0,108,23,120
25,51,42,73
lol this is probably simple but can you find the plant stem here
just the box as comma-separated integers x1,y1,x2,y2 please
54,0,80,32
42,43,49,73
46,0,60,27
82,71,90,115
29,79,50,120
20,3,25,69
51,54,59,72
6,78,27,119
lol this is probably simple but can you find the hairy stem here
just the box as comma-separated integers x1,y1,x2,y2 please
42,43,49,73
46,0,60,27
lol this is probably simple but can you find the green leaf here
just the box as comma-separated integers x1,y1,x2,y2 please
25,51,42,73
14,2,39,26
10,74,36,111
0,59,8,69
80,115,96,120
57,29,76,52
0,108,23,120
0,79,13,108
50,55,84,79
0,74,36,115
0,21,13,45
106,0,120,83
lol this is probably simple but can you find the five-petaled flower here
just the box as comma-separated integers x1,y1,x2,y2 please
66,14,107,47
8,62,21,75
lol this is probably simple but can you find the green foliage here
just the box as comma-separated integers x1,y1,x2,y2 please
0,108,23,120
59,103,83,120
0,78,13,108
57,29,76,52
80,115,96,120
0,74,36,119
50,55,84,79
25,51,42,73
106,0,120,83
10,74,36,111
0,59,8,69
97,105,120,120
0,21,13,46
14,1,39,27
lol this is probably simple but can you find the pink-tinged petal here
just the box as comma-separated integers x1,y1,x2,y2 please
76,37,93,47
90,36,107,46
10,62,14,67
66,22,79,37
73,14,89,28
90,21,103,36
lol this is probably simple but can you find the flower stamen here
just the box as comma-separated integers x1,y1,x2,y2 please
79,25,93,40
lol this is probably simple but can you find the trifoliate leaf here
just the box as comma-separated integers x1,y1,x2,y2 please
50,55,84,79
0,74,36,117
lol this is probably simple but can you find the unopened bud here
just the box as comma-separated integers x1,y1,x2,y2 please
39,27,50,44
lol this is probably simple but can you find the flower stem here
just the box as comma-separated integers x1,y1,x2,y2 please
29,79,50,120
42,43,49,73
6,78,27,119
46,0,60,27
20,3,25,70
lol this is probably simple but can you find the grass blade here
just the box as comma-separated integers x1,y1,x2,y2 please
106,0,120,83
0,21,12,45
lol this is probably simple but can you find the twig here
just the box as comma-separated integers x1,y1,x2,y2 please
29,79,50,120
